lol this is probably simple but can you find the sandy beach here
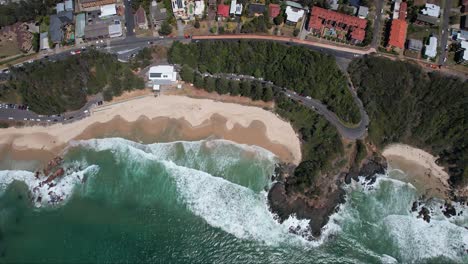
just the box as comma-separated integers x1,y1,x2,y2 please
0,95,301,165
382,144,450,198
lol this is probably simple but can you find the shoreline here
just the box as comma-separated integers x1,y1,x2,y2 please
382,143,450,199
0,95,301,167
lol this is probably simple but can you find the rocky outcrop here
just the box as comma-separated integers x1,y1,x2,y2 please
268,153,387,238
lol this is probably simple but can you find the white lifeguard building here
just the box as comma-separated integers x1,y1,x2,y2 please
148,65,177,91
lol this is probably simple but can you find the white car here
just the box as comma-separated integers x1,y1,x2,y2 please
36,119,40,122
8,117,13,120
23,118,27,121
306,96,311,99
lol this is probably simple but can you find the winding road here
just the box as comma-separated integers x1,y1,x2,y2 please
197,70,369,140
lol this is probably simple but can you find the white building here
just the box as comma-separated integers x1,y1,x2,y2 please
421,4,440,18
460,41,468,61
230,0,243,15
194,0,205,16
425,36,438,58
100,4,117,18
285,6,305,23
148,65,177,90
108,20,122,38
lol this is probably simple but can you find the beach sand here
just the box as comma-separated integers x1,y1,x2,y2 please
382,144,450,199
0,95,301,168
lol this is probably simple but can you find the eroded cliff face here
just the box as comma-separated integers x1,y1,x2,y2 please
268,153,388,238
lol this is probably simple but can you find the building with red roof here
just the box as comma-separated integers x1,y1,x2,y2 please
217,4,229,18
399,2,407,20
388,19,407,49
308,6,367,43
269,4,281,18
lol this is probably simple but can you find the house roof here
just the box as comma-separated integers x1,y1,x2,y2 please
349,0,360,8
421,3,440,18
425,36,437,57
151,1,168,21
49,12,73,43
79,0,115,9
64,0,73,11
285,6,304,23
39,32,50,50
75,13,86,38
135,6,147,25
57,3,65,13
308,6,367,30
100,4,117,18
217,4,229,17
249,3,266,15
84,23,109,39
284,1,303,9
399,2,407,20
416,14,439,24
388,19,407,49
350,28,365,41
407,38,423,50
269,4,280,18
358,6,368,18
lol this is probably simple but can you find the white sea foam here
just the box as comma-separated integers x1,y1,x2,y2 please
0,164,99,207
162,160,325,247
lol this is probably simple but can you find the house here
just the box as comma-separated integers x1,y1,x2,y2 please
57,3,65,13
108,20,122,38
249,3,266,16
329,0,339,11
416,14,439,25
456,41,468,62
424,36,437,58
84,23,109,39
75,13,86,39
392,0,407,20
208,0,217,20
49,11,73,43
349,0,360,8
230,0,243,16
148,65,177,91
194,0,205,16
358,6,368,19
421,4,440,18
100,4,117,18
135,6,148,29
39,32,50,50
151,0,168,27
388,19,407,49
79,0,116,11
407,38,423,51
171,0,186,19
285,6,304,24
269,4,280,18
457,29,468,41
64,0,73,11
461,15,468,30
308,6,367,43
218,4,229,18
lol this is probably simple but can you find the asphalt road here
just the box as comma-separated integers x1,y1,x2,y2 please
438,0,452,65
200,71,369,140
124,0,135,37
371,0,385,49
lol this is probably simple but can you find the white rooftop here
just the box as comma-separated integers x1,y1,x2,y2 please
108,21,122,38
56,3,65,13
100,4,117,18
421,3,440,18
461,41,468,61
285,6,305,23
194,0,204,16
425,36,438,58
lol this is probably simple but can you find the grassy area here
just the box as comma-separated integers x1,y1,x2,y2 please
407,24,437,41
0,41,22,58
0,87,22,104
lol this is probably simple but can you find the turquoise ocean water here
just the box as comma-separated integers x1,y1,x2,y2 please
0,138,466,263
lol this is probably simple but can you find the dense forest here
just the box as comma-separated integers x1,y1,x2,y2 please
2,50,144,114
168,40,360,124
349,56,467,187
275,93,343,192
179,64,342,192
0,0,58,27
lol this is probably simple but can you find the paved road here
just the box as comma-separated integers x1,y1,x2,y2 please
371,0,385,49
124,0,135,37
438,0,452,65
198,71,369,140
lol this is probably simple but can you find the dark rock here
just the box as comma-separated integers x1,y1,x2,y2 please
418,207,431,223
442,203,456,218
411,201,418,212
359,156,387,178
